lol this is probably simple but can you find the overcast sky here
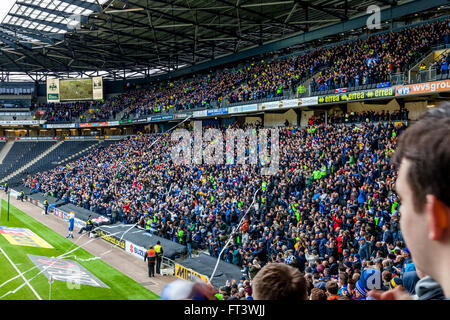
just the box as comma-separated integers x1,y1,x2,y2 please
0,0,17,23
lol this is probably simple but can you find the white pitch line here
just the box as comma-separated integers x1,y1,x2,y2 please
0,248,42,300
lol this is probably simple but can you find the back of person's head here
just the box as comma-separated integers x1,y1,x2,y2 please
326,280,339,295
310,287,327,300
382,270,392,283
339,272,348,285
252,263,307,300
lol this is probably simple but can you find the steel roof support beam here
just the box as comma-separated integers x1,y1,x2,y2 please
57,0,103,12
214,0,307,32
122,0,261,45
1,23,65,40
15,2,74,18
0,26,54,45
296,1,348,21
8,13,72,32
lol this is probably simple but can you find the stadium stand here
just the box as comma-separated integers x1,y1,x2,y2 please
1,0,449,302
0,141,56,182
21,111,411,293
37,18,449,123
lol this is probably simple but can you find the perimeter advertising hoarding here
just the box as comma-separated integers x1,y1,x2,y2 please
0,120,44,125
53,208,86,229
206,108,228,116
79,122,109,128
174,113,188,119
395,79,450,96
150,114,175,122
192,110,208,118
46,78,60,103
43,123,77,129
317,87,395,104
228,104,258,114
301,96,319,106
125,241,147,260
174,263,209,283
96,229,126,250
279,99,301,109
259,100,281,110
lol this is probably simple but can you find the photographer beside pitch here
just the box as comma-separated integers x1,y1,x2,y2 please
369,102,450,300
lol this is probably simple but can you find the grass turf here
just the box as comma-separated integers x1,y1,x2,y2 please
0,198,159,300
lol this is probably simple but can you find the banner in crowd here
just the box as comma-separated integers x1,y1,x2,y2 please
395,79,450,96
46,78,60,103
192,110,208,118
259,101,280,110
301,96,319,106
318,87,395,104
228,104,258,114
280,99,300,109
241,104,258,113
206,108,228,116
150,114,175,122
174,263,209,283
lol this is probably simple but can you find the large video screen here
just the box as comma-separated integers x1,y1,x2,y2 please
60,78,93,101
46,76,103,102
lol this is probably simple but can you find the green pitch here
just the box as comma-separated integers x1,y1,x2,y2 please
0,199,158,300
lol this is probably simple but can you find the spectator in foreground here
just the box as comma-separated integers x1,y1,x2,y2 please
252,263,308,300
310,287,327,300
369,102,450,300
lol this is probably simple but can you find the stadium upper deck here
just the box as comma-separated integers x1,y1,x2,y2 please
39,17,449,124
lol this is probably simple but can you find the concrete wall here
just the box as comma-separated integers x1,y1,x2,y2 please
347,99,400,113
405,101,428,120
244,116,262,125
300,110,314,127
264,109,297,127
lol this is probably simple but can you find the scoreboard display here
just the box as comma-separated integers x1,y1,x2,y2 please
60,78,93,101
46,76,103,102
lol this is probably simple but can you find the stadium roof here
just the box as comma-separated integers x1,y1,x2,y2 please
0,0,447,81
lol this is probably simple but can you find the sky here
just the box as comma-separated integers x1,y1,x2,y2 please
0,0,16,23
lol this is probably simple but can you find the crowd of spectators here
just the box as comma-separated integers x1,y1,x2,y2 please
122,19,448,118
41,19,448,123
310,20,448,92
23,107,425,300
44,101,93,122
43,100,121,123
432,51,449,75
